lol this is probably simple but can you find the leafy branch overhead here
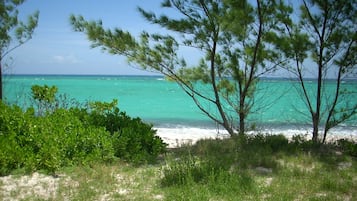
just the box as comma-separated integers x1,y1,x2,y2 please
71,0,293,136
0,0,39,59
0,0,39,100
70,0,356,141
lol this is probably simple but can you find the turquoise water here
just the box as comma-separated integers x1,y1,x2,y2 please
3,75,357,132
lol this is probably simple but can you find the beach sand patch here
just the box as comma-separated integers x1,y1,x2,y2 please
0,172,60,200
0,172,79,201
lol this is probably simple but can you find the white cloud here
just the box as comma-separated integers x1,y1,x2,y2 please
52,54,82,64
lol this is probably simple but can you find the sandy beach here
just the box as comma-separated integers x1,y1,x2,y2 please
155,127,357,148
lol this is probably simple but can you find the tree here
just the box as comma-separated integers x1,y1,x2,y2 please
70,0,289,136
277,0,357,143
0,0,39,100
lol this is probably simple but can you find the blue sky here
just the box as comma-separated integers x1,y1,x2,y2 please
5,1,342,78
7,0,168,75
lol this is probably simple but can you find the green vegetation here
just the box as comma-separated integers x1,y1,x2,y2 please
0,85,167,175
1,84,355,200
78,99,167,163
1,0,355,199
0,84,355,200
0,0,39,100
0,102,114,175
276,0,357,143
70,0,293,136
160,134,356,200
1,133,355,200
70,0,357,141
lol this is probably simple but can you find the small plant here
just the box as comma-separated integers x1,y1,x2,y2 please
161,152,255,200
161,154,202,186
336,138,357,157
31,85,58,115
89,99,118,114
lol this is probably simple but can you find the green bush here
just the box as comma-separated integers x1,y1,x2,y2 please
32,86,167,164
242,134,289,153
0,103,32,175
336,139,357,157
0,101,115,175
80,100,167,163
0,86,167,175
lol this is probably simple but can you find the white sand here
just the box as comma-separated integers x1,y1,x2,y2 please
0,173,60,200
155,127,230,148
155,127,357,148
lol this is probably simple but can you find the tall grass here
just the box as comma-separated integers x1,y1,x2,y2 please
160,134,356,200
1,134,355,200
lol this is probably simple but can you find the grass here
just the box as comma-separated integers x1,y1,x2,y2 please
0,134,356,201
55,162,164,201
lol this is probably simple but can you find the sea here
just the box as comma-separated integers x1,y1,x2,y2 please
3,74,357,141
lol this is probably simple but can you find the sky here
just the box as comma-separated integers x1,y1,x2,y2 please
3,1,349,78
6,0,169,75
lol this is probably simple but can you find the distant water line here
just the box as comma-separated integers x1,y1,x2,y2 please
3,74,357,134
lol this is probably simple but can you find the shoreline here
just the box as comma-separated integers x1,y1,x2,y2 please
155,127,357,148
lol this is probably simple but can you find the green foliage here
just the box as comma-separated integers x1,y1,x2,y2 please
88,99,118,114
1,137,354,201
31,85,58,115
31,85,58,103
336,139,357,157
162,133,357,187
0,0,39,100
244,134,290,153
160,134,356,200
0,101,115,175
277,0,357,142
0,93,167,175
30,84,82,115
0,0,39,53
70,0,294,136
82,99,167,164
27,87,167,165
161,153,255,197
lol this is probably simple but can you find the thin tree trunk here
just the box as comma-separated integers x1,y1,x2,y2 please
239,99,245,135
312,114,319,142
302,0,327,143
236,0,263,135
210,39,234,136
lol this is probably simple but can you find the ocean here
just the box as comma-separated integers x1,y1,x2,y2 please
3,74,357,141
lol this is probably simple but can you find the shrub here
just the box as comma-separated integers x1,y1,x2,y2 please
31,86,167,164
0,102,32,175
30,84,82,116
336,139,357,157
264,134,290,152
0,101,115,175
81,100,167,163
241,134,289,153
1,85,167,174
